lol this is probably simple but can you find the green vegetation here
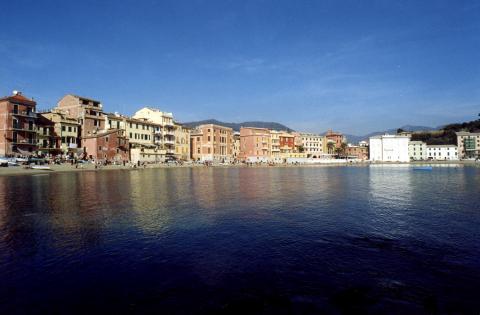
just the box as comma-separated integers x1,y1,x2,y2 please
410,117,480,145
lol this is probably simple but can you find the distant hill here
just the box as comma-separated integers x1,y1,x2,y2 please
410,119,480,145
340,125,436,144
183,119,293,132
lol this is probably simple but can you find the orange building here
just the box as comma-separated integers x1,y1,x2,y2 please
0,91,38,156
190,124,233,162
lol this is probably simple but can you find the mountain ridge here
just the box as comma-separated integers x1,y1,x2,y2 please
182,119,294,132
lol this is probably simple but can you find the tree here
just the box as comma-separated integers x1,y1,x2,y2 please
327,141,335,155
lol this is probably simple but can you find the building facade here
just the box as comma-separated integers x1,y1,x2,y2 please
133,107,176,159
0,91,38,156
36,115,60,157
174,123,191,161
41,110,80,157
456,131,480,159
190,124,233,162
239,127,271,162
369,134,410,162
409,141,427,161
57,94,105,144
82,129,129,162
300,133,324,158
345,145,369,160
427,145,458,160
325,130,346,153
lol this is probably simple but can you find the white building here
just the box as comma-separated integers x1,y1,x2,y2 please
427,145,458,160
409,141,427,161
369,134,410,162
300,133,324,158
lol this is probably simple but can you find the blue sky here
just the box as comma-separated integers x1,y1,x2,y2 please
0,0,479,135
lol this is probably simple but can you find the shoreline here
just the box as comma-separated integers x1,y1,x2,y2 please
0,160,478,177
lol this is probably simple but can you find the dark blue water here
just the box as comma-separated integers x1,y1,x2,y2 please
1,166,479,314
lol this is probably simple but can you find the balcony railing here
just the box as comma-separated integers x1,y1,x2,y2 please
12,126,37,132
12,111,37,118
13,139,37,145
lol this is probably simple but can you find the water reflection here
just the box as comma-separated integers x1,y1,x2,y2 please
0,166,479,314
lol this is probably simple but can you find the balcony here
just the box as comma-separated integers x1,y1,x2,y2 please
13,139,37,145
12,111,37,118
12,126,37,133
164,140,175,146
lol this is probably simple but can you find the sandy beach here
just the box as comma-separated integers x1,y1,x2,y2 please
0,160,478,177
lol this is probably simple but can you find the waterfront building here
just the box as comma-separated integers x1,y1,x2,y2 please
0,91,38,156
456,131,480,159
232,131,241,162
36,115,60,157
82,129,129,162
325,130,346,152
41,109,80,157
133,107,176,159
239,127,271,163
279,132,295,155
57,94,105,143
345,144,369,160
409,141,427,161
300,133,324,158
369,134,410,162
190,124,233,162
174,123,191,161
270,130,282,162
427,144,458,160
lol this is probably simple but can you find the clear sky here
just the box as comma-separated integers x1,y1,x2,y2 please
1,0,479,135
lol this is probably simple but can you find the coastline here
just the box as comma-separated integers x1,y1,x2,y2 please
0,160,478,177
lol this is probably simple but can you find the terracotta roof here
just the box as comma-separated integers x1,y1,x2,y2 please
0,94,36,106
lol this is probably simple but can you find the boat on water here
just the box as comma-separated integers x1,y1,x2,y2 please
30,165,53,171
413,166,433,171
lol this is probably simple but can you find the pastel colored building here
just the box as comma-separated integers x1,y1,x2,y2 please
409,141,427,161
456,131,480,159
369,134,410,162
133,107,176,158
232,131,241,161
345,145,369,160
239,127,271,162
325,130,346,152
174,123,191,161
300,133,324,158
36,114,60,157
190,124,233,162
0,91,38,156
57,94,105,144
41,109,80,156
427,144,458,160
82,129,129,162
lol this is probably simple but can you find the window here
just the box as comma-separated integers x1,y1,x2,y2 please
68,126,72,132
106,136,109,142
208,136,211,141
98,146,102,151
62,126,66,131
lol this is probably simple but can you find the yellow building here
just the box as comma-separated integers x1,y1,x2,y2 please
41,109,80,156
174,122,191,161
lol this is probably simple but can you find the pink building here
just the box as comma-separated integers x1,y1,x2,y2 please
190,124,233,162
239,127,271,162
82,129,129,162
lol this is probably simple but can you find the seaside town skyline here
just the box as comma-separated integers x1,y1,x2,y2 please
1,90,478,165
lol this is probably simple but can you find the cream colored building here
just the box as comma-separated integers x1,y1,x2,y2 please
270,130,281,162
300,133,324,158
133,107,176,158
